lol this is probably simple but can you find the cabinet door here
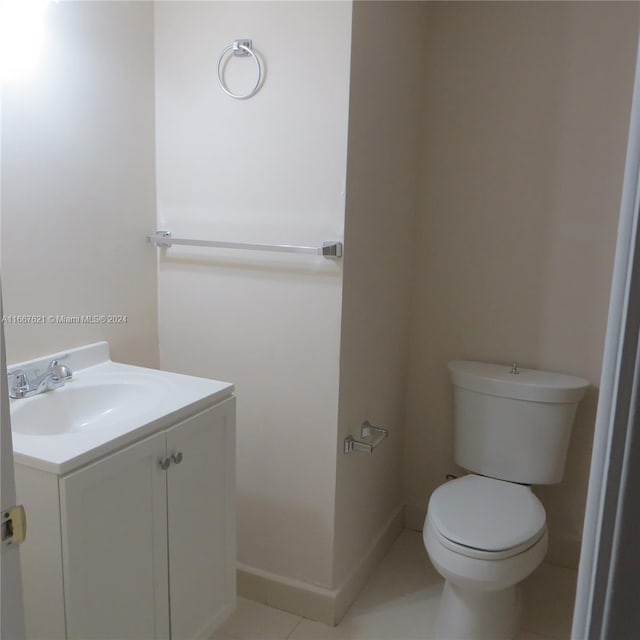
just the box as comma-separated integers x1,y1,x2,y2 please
166,398,236,639
59,432,170,640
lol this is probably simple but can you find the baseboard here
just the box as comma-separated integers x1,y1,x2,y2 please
236,562,337,625
237,505,404,626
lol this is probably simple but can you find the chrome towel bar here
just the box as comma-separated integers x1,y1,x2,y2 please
344,421,389,454
147,230,342,258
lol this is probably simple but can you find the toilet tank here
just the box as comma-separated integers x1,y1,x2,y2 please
448,361,589,484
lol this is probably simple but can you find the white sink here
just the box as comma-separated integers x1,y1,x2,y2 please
11,380,162,436
9,342,234,474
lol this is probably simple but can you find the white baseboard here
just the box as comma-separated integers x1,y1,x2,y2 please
236,562,337,625
237,505,404,626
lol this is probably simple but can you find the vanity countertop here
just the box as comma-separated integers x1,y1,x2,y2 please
9,342,234,475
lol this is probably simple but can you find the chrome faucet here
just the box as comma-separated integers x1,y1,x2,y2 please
7,359,73,399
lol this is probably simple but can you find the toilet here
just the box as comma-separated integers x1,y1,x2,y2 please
424,360,589,640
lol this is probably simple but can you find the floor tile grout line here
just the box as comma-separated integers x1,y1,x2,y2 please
285,616,306,639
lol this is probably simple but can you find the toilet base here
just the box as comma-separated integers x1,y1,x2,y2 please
435,581,521,640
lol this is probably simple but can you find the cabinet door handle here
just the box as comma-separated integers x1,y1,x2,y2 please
171,452,183,465
159,457,171,471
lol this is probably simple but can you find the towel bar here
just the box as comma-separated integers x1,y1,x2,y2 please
147,230,342,258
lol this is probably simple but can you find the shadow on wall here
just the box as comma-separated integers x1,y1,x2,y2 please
535,385,600,568
159,252,342,280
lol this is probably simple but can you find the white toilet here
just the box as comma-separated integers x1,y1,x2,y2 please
424,360,589,640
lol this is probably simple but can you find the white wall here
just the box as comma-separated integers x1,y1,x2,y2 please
332,0,425,591
154,1,351,589
403,1,639,567
1,1,159,368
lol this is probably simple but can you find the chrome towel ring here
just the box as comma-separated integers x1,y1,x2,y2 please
217,39,262,100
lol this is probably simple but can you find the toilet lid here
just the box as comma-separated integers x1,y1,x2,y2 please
428,475,546,552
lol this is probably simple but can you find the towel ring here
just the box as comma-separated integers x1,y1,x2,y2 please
217,39,262,100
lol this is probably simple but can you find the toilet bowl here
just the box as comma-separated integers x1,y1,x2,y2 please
424,474,548,639
423,361,589,640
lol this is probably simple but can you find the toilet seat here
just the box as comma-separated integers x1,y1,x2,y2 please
427,474,546,560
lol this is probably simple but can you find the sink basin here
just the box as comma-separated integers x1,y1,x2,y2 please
11,382,160,436
8,341,234,474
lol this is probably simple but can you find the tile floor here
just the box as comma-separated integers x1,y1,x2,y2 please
214,530,577,640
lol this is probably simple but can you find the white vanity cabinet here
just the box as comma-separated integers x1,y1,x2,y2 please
16,396,236,640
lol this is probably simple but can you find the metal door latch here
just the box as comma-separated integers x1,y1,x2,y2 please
1,505,27,548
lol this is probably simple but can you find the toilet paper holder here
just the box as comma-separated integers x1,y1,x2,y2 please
344,421,389,454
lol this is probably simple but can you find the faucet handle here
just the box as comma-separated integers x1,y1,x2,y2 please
7,369,29,398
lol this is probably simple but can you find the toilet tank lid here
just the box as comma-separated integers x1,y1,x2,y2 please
448,360,589,403
428,475,546,552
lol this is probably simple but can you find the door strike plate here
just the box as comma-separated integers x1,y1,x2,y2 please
1,505,27,548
